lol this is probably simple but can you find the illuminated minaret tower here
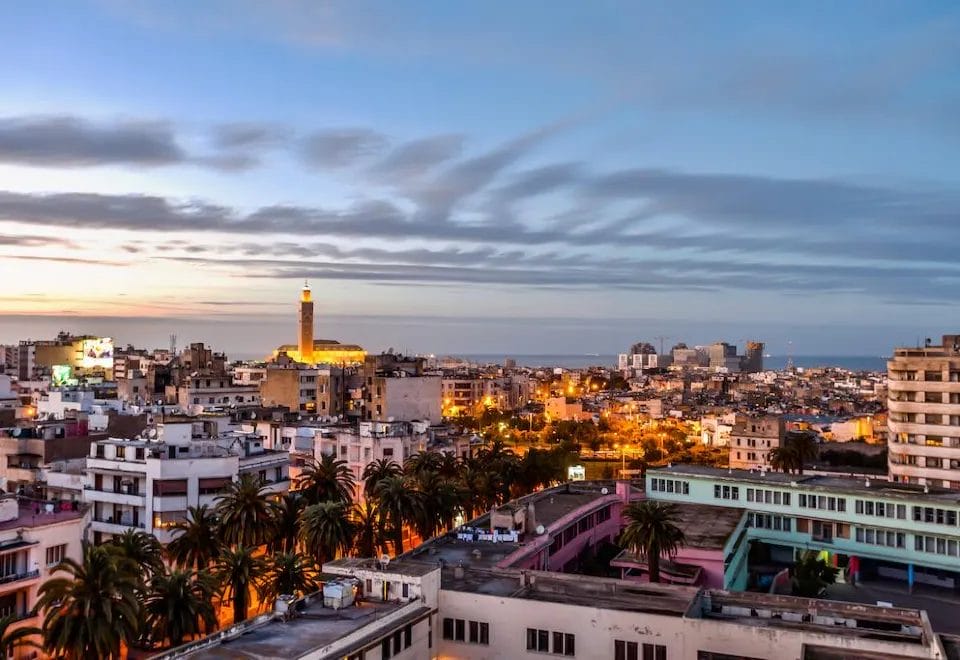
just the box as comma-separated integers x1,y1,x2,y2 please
298,281,314,364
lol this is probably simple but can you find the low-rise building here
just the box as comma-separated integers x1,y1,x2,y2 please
728,414,784,470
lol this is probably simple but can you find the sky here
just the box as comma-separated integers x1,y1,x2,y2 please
0,1,958,356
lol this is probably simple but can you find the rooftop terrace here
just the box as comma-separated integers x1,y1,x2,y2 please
652,464,960,504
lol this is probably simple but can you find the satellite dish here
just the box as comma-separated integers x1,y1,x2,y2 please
380,554,391,567
535,524,546,535
147,428,158,439
600,487,609,495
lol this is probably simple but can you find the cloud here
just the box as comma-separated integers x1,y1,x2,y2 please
300,128,389,168
0,233,75,248
0,116,185,167
369,134,465,183
212,122,289,150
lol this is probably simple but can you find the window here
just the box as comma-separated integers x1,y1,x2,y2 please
455,619,465,641
443,618,454,640
46,544,67,567
527,628,551,653
643,643,667,660
616,640,639,660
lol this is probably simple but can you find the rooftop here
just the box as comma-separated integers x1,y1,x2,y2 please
0,498,86,531
181,597,422,660
651,464,960,504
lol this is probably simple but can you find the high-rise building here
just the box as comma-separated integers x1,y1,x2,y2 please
298,281,314,364
742,340,765,373
888,334,960,488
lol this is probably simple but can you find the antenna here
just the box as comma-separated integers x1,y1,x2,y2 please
654,335,670,356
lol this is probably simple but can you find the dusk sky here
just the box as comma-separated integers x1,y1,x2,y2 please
1,1,959,356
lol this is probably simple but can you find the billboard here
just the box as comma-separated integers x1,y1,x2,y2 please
80,337,114,369
51,364,73,386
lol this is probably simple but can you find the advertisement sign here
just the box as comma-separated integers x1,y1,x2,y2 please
51,364,73,386
80,337,114,369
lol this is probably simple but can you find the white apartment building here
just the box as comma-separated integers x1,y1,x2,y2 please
316,420,429,497
175,374,260,413
85,422,289,544
888,334,960,488
0,494,87,658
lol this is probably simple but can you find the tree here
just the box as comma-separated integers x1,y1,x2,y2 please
620,501,685,583
216,474,278,548
259,552,320,605
111,529,164,582
37,542,140,660
370,475,423,555
771,432,819,474
362,458,402,498
168,505,222,570
353,501,390,558
299,501,356,566
142,569,217,648
791,551,839,598
298,453,356,504
0,614,39,658
271,491,306,553
415,472,461,540
213,546,265,624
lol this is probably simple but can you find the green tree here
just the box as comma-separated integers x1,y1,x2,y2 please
620,501,686,583
168,505,222,570
0,614,39,658
259,552,320,605
213,546,265,624
352,501,390,558
111,528,164,582
299,501,356,565
37,542,140,660
271,491,306,553
362,458,403,498
370,475,423,555
298,453,356,504
790,551,839,598
142,569,217,648
215,474,278,548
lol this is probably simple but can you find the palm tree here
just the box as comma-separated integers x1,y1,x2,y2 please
769,444,801,474
620,501,685,583
362,458,402,499
168,505,222,570
416,473,462,540
0,614,39,658
142,568,217,649
404,451,442,480
298,453,356,504
352,501,389,558
37,542,140,660
791,551,839,598
771,432,819,474
371,475,423,555
111,528,165,581
299,501,355,566
213,546,265,624
216,474,278,548
259,552,320,605
271,491,306,553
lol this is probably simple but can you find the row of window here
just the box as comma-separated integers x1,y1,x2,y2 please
912,506,960,526
855,527,906,549
797,493,847,512
855,500,907,520
442,618,489,645
526,629,575,656
914,535,960,557
615,640,667,660
713,485,740,501
746,513,792,532
746,488,791,505
45,544,67,567
650,478,689,494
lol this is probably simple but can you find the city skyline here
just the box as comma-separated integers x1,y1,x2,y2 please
2,1,959,354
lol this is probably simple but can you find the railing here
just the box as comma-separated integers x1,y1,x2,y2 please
92,516,145,529
0,569,40,585
83,485,146,496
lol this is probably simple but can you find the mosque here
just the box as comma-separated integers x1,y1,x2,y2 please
271,282,366,365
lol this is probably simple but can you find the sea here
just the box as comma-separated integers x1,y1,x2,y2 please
455,354,888,372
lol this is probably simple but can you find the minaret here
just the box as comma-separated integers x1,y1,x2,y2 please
298,281,314,364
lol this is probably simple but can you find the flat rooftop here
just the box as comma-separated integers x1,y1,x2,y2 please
651,464,960,504
0,500,86,531
184,598,421,660
406,536,520,569
670,502,743,549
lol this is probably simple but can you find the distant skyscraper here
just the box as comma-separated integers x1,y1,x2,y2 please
298,281,314,364
743,341,765,373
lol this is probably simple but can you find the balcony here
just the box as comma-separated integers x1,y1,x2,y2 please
0,569,40,587
83,486,145,507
